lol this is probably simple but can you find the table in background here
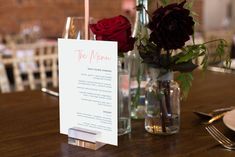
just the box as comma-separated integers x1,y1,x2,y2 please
0,70,235,157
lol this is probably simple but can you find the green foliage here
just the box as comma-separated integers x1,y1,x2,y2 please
201,54,208,71
184,0,198,24
224,55,232,68
175,39,229,97
138,37,229,99
184,0,199,45
177,44,207,64
135,23,149,47
184,0,195,10
136,0,230,99
160,0,169,6
215,40,227,60
214,40,231,69
176,72,193,99
204,39,229,69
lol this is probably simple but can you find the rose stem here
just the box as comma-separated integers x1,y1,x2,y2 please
159,81,166,133
165,81,172,114
165,81,174,126
165,50,172,114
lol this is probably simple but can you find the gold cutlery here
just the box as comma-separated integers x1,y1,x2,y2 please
193,106,235,119
204,112,227,125
41,88,59,97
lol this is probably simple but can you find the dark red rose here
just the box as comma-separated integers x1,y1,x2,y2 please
148,0,195,50
89,15,135,54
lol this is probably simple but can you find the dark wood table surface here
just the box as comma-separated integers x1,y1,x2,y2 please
1,70,235,157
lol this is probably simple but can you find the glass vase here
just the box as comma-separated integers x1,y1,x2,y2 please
128,0,150,119
118,57,131,135
144,68,180,135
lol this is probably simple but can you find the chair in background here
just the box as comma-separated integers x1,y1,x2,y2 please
10,41,58,91
19,20,42,43
0,54,11,93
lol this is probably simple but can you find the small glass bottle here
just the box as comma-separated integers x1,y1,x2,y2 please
128,0,150,119
118,57,131,135
144,68,180,135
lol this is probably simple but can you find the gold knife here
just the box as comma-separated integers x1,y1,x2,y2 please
41,88,59,97
205,112,227,125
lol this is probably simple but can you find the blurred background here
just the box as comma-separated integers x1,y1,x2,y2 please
0,0,202,38
0,0,235,93
0,0,234,39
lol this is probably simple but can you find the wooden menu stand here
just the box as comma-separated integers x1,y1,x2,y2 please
68,127,106,150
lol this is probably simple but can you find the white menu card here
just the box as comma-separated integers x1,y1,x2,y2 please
58,39,118,146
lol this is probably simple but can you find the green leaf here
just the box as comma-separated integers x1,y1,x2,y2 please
176,44,206,64
172,60,198,72
215,40,227,60
184,0,195,10
160,0,169,6
176,72,193,99
199,39,228,66
191,11,198,17
201,54,208,71
224,55,232,69
184,0,198,24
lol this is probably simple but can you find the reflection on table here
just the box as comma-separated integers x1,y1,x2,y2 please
0,70,235,157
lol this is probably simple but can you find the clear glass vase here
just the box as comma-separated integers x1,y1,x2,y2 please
118,57,131,135
144,68,180,135
128,0,150,119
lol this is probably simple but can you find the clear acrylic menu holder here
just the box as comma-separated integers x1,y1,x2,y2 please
68,127,106,150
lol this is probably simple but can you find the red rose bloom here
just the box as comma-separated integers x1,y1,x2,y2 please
90,15,135,54
148,0,195,50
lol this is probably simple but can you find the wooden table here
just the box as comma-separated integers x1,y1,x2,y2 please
0,70,235,157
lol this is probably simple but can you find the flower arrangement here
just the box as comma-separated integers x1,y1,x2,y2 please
89,0,230,135
89,0,229,98
134,0,230,134
138,0,229,97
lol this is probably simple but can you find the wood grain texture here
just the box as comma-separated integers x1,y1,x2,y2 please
0,70,235,157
